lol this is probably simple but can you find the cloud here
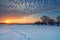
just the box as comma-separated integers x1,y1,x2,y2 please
0,0,60,18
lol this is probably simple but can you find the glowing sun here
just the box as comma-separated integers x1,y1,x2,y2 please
5,20,10,24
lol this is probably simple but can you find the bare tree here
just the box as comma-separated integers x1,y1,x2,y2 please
56,16,60,22
48,19,55,25
41,15,50,25
56,16,60,25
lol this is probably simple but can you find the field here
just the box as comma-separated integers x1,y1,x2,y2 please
0,25,60,40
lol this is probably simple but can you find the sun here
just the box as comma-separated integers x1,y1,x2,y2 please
5,20,10,24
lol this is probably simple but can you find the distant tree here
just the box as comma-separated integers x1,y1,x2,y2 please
41,15,50,25
48,19,55,25
56,16,60,22
56,16,60,25
34,21,40,25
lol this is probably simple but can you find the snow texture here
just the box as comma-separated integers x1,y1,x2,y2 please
0,25,60,40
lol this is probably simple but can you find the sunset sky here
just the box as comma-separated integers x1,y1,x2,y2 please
0,0,60,23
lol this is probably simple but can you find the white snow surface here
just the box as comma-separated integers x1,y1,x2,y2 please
0,25,60,40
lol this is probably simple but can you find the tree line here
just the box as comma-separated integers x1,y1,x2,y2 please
34,15,60,26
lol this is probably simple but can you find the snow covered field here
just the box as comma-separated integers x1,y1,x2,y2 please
0,25,60,40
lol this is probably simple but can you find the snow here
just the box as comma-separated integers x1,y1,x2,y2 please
0,25,60,40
